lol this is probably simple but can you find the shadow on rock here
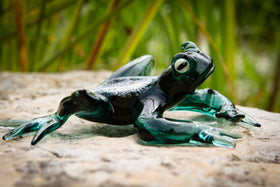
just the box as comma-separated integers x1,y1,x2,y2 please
51,124,135,141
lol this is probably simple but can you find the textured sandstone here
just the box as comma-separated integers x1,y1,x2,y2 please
0,71,279,187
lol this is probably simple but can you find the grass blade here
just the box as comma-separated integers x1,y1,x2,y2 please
116,0,164,69
29,0,46,71
38,0,133,71
267,53,280,111
13,0,27,72
56,0,86,71
87,0,119,70
0,0,77,40
223,0,236,81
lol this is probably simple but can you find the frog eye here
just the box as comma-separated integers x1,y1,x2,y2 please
174,58,190,73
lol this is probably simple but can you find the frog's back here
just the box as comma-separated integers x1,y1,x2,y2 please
89,76,157,124
93,76,157,98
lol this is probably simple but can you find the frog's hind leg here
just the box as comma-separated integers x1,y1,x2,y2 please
136,115,240,148
169,88,260,127
2,89,105,145
135,99,240,148
107,55,154,81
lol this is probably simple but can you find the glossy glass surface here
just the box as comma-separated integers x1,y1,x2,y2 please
2,42,260,148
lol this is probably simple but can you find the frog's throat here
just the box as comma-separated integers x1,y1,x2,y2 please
204,64,215,81
194,64,215,89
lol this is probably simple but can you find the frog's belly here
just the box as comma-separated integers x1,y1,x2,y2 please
77,111,136,125
75,92,140,125
104,92,144,125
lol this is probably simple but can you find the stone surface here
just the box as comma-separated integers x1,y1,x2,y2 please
0,71,279,187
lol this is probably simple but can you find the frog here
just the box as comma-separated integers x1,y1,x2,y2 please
2,41,260,148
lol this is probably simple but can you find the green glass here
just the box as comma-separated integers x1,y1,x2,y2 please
2,42,260,148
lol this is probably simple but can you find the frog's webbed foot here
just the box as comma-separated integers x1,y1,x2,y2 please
2,113,66,145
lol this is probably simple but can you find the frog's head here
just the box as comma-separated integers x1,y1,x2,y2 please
172,41,215,89
158,42,214,98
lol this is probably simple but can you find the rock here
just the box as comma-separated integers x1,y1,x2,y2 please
0,71,279,187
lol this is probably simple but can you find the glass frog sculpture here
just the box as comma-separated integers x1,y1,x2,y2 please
2,41,260,148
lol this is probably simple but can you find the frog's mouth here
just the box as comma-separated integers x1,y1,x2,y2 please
190,63,215,92
202,64,215,82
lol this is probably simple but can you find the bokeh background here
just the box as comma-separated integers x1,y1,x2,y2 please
0,0,279,112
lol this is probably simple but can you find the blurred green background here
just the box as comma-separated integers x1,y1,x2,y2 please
0,0,279,112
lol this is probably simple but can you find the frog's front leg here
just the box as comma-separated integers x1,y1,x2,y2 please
2,89,110,145
135,98,240,148
2,113,65,145
170,88,260,127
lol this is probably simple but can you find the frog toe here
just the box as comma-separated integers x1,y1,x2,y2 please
241,117,261,127
2,121,39,140
211,134,236,148
208,127,242,139
31,117,61,145
196,129,236,148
